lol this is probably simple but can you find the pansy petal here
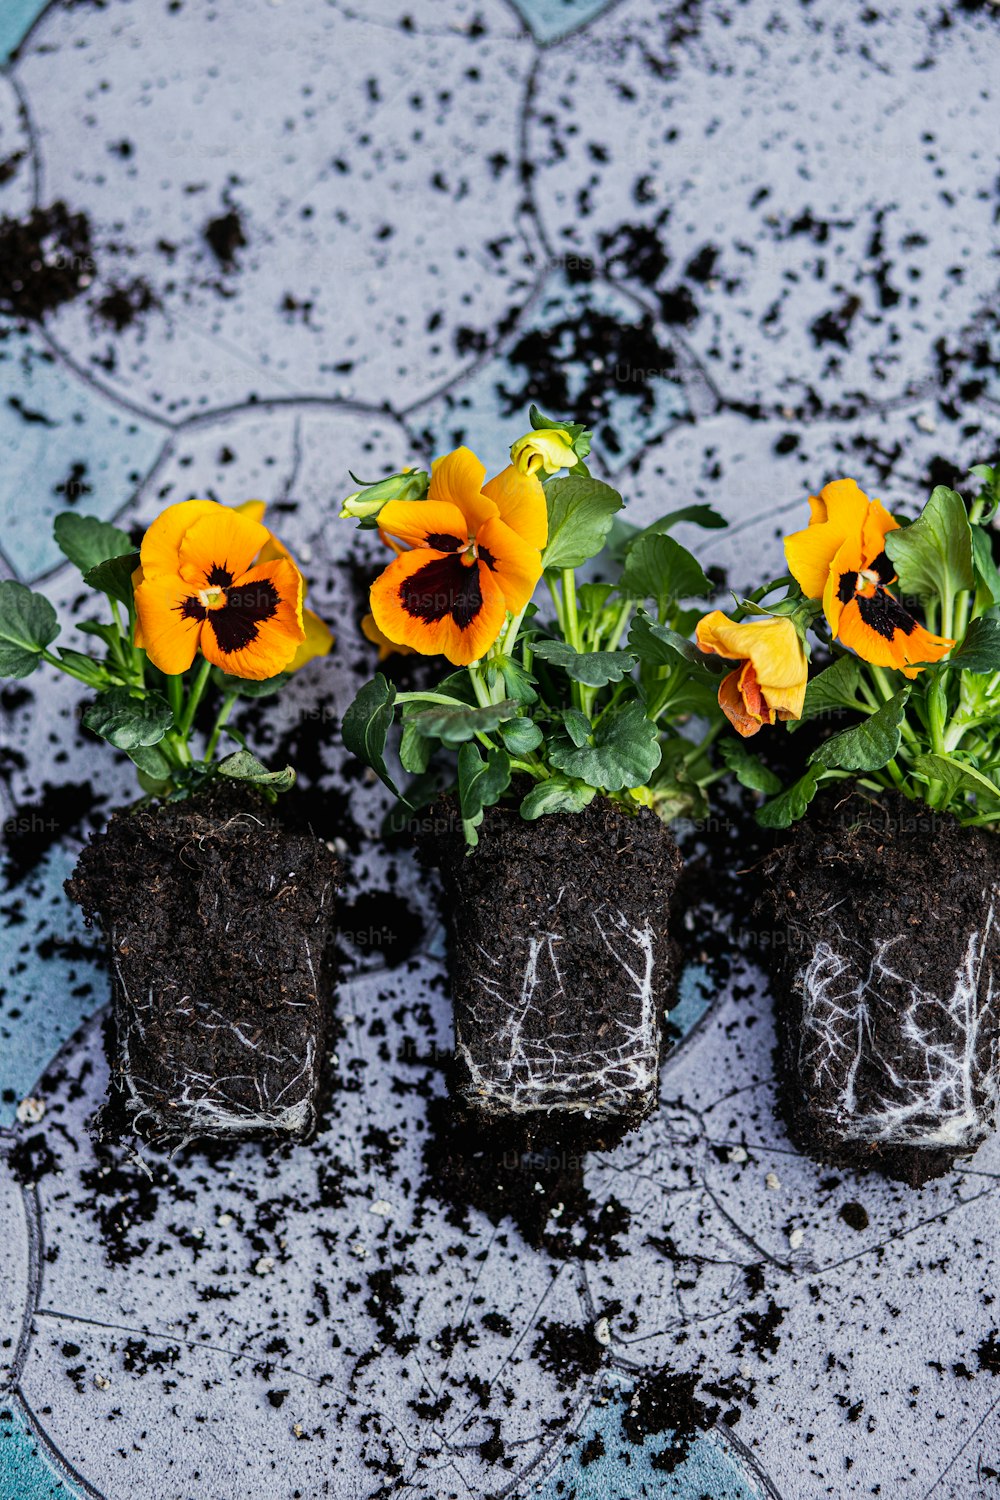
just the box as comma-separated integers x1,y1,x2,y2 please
718,668,763,738
428,446,497,533
139,499,219,579
200,558,305,680
134,574,203,676
370,548,507,665
814,478,872,533
289,608,334,672
378,499,470,551
823,532,864,636
361,612,416,661
177,506,271,589
476,514,543,614
482,465,548,551
234,500,268,526
861,496,899,569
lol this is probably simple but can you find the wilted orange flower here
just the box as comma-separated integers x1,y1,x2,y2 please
369,446,547,666
784,478,954,677
696,610,808,737
134,500,307,680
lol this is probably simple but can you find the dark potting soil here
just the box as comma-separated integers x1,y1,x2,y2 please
0,202,94,320
428,796,682,1150
759,788,1000,1186
66,782,341,1151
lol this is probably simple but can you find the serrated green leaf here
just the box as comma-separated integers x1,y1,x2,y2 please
627,610,723,677
756,767,823,829
942,616,1000,673
54,513,132,574
457,742,511,844
0,580,60,678
216,749,296,791
577,582,615,615
532,638,637,687
520,777,597,820
499,717,544,755
210,666,291,699
541,474,623,570
809,687,910,772
494,653,538,706
407,698,518,746
912,752,1000,807
342,674,400,796
718,739,782,795
562,707,592,747
792,654,863,726
83,552,141,608
620,533,712,608
82,687,173,749
885,485,974,606
548,701,661,791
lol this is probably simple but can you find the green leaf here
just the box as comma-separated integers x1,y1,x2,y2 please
83,551,141,608
607,506,727,564
457,742,511,844
532,638,637,687
912,752,1000,807
944,616,1000,673
793,654,863,725
399,718,432,775
562,707,592,747
577,582,615,615
216,749,296,792
809,687,910,772
53,514,132,574
407,698,519,746
528,404,590,451
0,580,60,678
884,486,974,606
541,474,624,570
718,739,782,795
77,618,124,653
492,654,538,706
548,701,661,792
627,609,723,677
500,717,544,755
756,767,823,829
210,667,291,699
342,674,400,796
57,648,110,685
970,464,1000,524
520,777,597,820
81,687,173,749
127,743,174,783
971,527,1000,607
620,533,712,608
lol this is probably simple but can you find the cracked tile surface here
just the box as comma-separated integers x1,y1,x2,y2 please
0,0,998,1496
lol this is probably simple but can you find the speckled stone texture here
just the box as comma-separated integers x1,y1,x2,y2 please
1,1,999,1498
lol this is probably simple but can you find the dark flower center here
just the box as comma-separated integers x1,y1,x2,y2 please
180,566,281,654
400,553,483,629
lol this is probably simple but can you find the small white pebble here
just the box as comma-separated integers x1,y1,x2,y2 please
789,1227,805,1250
93,1373,110,1391
292,1422,305,1439
728,1146,748,1164
349,1241,368,1259
915,411,937,434
549,1201,564,1220
192,1226,204,1239
765,1171,781,1191
594,1317,611,1347
16,1097,45,1125
369,1200,392,1217
255,1256,275,1276
217,1213,234,1228
740,1361,754,1380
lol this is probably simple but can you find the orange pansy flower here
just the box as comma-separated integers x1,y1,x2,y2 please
134,500,307,680
369,446,547,666
784,478,954,678
361,612,416,662
696,611,808,738
232,501,334,672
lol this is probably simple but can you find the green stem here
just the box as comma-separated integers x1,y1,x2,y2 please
204,693,237,761
167,672,184,728
39,649,100,687
178,657,212,741
561,568,581,650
